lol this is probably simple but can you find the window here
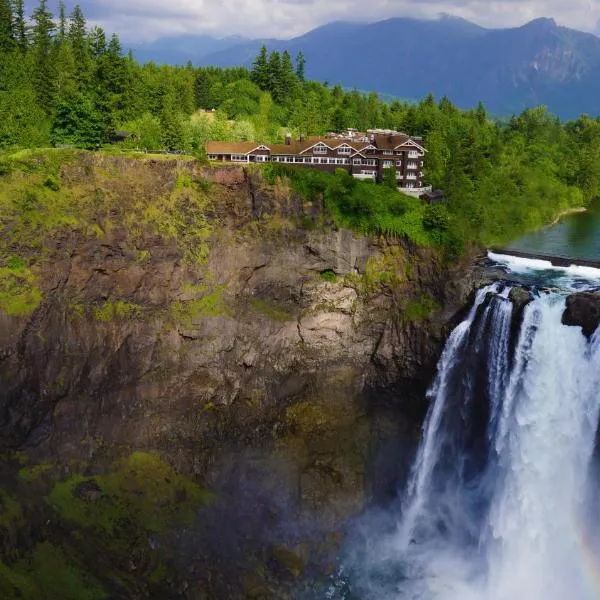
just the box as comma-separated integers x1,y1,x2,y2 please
294,157,303,163
353,158,362,165
361,170,376,176
254,155,269,162
408,150,420,158
314,144,328,154
208,155,218,161
337,146,352,155
363,159,376,166
407,162,418,169
383,160,394,168
383,150,394,155
231,154,248,162
396,160,402,167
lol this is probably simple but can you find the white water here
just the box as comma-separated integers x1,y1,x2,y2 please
331,260,600,600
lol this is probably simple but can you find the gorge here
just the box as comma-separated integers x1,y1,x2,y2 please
1,151,600,599
326,257,600,599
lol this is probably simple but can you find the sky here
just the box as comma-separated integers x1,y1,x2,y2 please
36,0,600,42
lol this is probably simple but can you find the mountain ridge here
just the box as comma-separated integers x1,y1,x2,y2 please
126,16,600,118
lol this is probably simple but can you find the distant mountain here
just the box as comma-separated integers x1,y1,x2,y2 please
126,34,248,65
195,16,600,120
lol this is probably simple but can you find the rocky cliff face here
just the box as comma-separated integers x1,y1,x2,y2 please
0,152,483,598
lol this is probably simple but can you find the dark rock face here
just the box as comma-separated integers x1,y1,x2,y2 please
0,156,484,598
563,292,600,338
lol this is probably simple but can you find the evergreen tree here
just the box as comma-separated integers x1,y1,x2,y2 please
88,26,106,58
0,0,14,52
11,0,26,50
57,0,66,41
267,50,282,103
68,4,91,85
295,51,306,82
280,50,297,102
250,45,269,90
31,0,56,112
194,69,211,109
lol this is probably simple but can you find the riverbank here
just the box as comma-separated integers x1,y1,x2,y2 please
549,206,587,226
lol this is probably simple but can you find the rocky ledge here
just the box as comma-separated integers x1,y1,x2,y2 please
563,291,600,338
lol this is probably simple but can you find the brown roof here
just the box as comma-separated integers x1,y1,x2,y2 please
205,141,265,154
373,133,410,150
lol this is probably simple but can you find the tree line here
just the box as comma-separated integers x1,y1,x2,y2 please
1,0,600,246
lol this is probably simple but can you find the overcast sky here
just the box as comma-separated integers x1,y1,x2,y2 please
41,0,600,42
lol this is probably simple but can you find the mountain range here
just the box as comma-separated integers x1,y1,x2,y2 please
127,16,600,119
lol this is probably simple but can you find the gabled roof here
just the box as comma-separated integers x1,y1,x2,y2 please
395,138,427,152
206,141,269,155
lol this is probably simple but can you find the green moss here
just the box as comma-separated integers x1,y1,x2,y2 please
0,490,23,531
403,295,441,322
47,452,213,535
171,286,229,323
250,297,293,322
319,270,338,283
18,463,54,483
0,266,42,317
92,300,142,322
139,169,213,265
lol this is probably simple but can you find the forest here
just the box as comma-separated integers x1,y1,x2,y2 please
1,0,600,248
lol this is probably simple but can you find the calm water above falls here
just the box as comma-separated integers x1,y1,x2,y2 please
323,257,600,600
506,200,600,261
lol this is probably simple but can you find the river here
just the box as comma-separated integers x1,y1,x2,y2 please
505,200,600,261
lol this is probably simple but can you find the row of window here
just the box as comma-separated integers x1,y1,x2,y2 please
272,156,351,165
208,154,424,172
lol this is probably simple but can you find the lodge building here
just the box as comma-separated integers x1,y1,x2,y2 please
205,129,430,196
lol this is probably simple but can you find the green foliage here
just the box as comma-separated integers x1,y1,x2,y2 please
0,0,598,250
320,270,338,282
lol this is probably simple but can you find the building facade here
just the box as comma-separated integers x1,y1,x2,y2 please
205,130,430,195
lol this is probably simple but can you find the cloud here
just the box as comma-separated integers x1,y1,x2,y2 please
41,0,600,42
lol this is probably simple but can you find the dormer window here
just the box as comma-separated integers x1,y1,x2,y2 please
314,143,328,154
383,150,394,155
337,145,352,155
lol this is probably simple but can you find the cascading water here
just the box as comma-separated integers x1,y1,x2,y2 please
326,255,600,600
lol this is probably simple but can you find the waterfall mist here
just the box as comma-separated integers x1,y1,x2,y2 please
327,259,600,600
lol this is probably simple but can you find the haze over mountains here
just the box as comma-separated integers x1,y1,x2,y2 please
128,16,600,120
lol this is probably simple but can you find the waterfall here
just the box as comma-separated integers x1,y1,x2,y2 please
328,258,600,600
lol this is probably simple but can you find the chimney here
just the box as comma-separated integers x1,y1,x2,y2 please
285,133,292,145
299,134,305,142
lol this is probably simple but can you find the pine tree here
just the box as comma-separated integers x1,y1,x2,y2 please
0,0,14,52
11,0,26,50
88,26,106,58
194,69,211,109
57,0,66,41
68,4,91,85
267,50,282,103
31,0,56,112
280,50,297,102
250,45,269,90
295,51,306,82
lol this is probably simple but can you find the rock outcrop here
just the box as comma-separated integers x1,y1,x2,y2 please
0,153,484,598
563,291,600,338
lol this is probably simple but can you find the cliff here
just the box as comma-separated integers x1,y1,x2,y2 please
0,150,483,599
